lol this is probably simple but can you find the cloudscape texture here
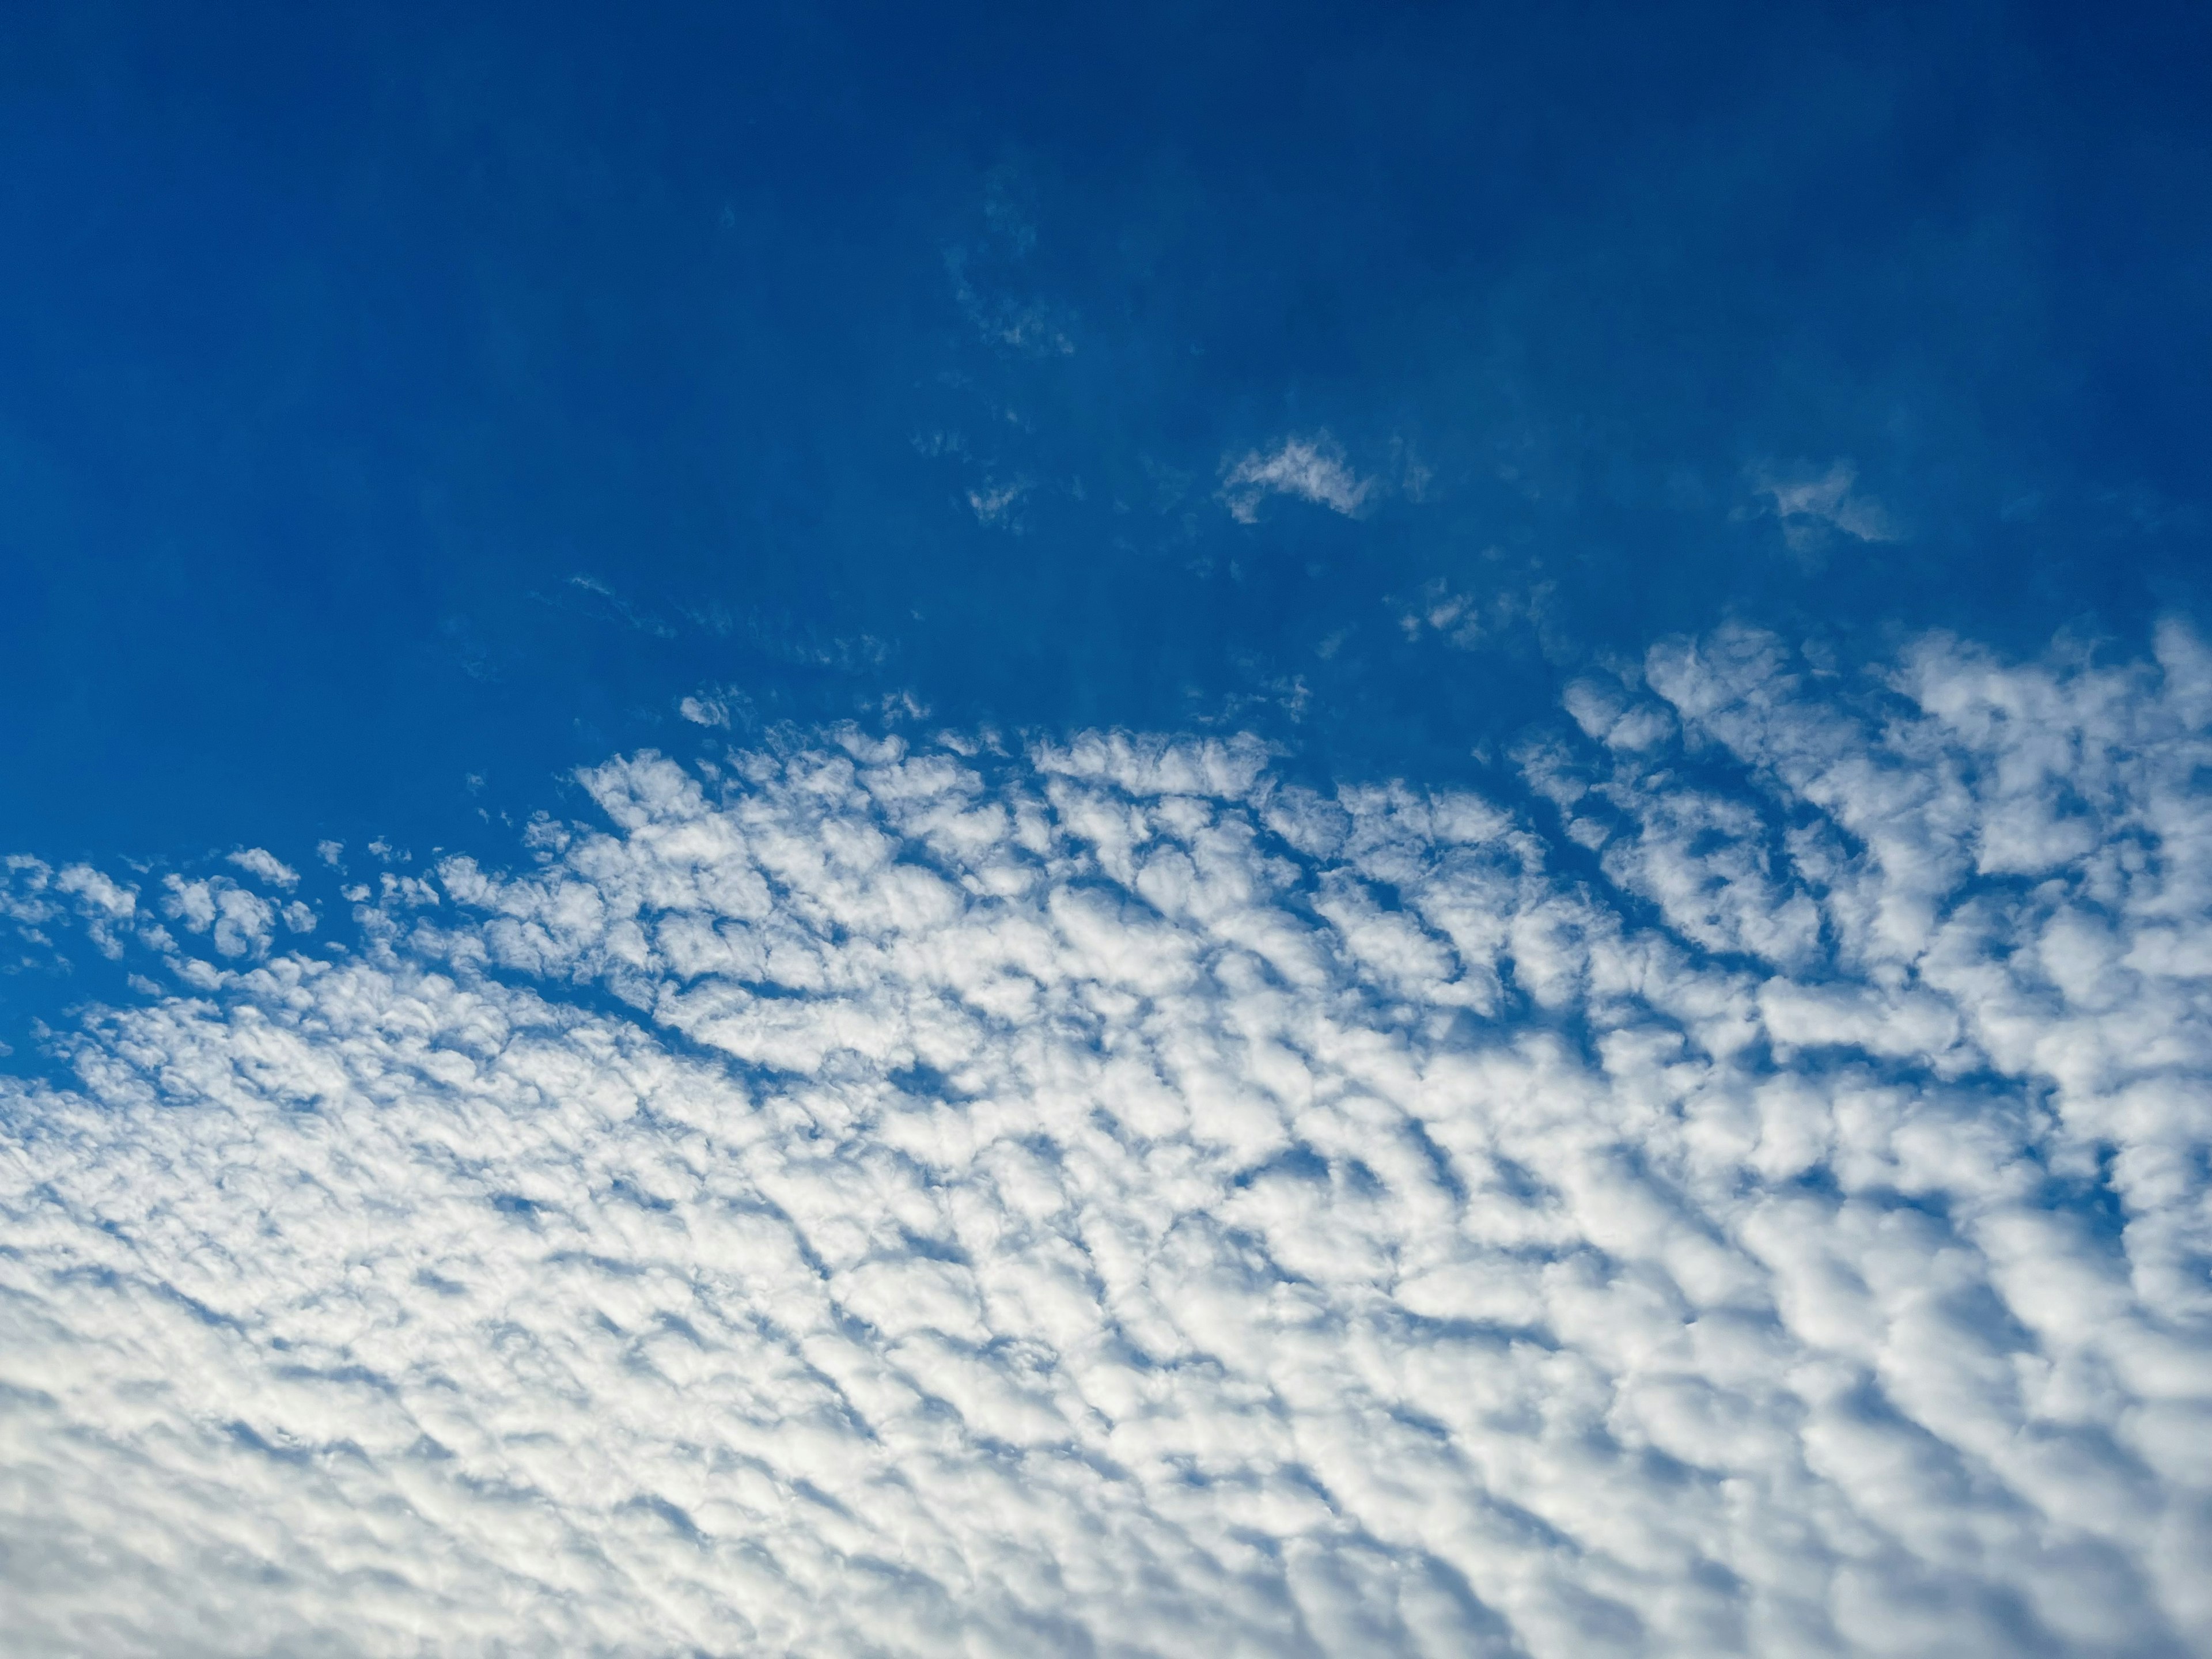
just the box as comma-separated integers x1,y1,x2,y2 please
5,623,2210,1656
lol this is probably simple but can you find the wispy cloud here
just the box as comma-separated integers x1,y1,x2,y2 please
945,169,1077,358
965,476,1030,527
534,574,680,638
1745,458,1898,554
3,624,2210,1654
1220,431,1375,523
1393,573,1554,650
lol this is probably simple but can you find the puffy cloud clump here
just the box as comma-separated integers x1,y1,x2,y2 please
2,625,2210,1656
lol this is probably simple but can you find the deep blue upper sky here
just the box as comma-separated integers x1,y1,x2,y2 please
2,0,2207,864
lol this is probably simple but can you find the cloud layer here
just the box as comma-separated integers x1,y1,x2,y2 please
3,626,2211,1656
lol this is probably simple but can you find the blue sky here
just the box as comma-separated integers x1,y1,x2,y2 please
3,1,2206,865
3,5,2212,1655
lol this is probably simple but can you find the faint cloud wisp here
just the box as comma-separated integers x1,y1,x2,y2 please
1744,457,1898,558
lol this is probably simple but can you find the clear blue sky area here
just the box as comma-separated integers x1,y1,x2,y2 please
1,1,2207,976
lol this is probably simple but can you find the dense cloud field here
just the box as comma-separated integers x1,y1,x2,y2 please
4,627,2210,1656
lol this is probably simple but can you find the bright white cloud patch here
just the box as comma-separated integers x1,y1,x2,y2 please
228,847,301,889
1221,433,1374,524
4,626,2212,1656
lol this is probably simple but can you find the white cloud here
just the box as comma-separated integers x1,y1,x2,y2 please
1747,459,1897,554
1221,433,1375,524
967,477,1030,527
228,847,300,889
1,856,62,968
2,625,2210,1655
1394,574,1554,650
5,858,145,964
54,863,139,959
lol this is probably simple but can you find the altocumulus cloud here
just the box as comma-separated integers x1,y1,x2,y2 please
3,626,2211,1657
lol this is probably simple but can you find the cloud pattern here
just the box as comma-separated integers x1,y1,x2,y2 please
3,625,2211,1656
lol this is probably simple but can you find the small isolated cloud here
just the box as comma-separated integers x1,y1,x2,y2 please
1393,573,1554,650
966,477,1029,527
679,685,761,734
879,688,930,723
227,847,300,889
1746,459,1897,555
1220,431,1374,524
